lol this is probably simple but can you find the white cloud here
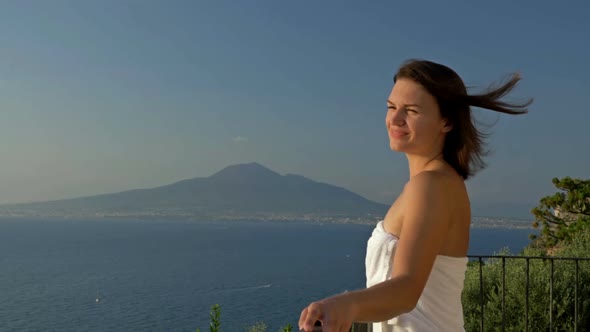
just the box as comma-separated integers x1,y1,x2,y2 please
233,136,248,143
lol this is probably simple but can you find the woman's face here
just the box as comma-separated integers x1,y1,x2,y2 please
385,78,450,155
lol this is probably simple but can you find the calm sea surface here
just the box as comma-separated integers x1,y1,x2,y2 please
0,218,536,331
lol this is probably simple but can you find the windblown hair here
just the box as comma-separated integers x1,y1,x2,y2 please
394,59,533,180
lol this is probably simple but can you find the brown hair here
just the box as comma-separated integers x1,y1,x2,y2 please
393,59,533,180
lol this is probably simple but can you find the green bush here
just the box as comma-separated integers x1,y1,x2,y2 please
196,304,221,332
246,321,267,332
196,304,293,332
463,229,590,331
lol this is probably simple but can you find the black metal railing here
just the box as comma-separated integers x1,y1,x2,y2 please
351,322,371,331
468,255,590,332
347,255,590,332
304,321,369,331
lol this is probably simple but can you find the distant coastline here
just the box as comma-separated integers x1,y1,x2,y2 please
0,211,535,229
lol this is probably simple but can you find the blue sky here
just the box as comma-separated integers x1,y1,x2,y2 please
1,0,588,218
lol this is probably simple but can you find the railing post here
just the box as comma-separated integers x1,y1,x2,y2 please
502,257,506,332
525,258,529,332
550,259,554,330
575,259,579,332
479,257,484,332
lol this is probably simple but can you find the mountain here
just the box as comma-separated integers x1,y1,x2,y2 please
0,163,389,222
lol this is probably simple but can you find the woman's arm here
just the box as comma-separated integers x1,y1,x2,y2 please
349,171,454,321
299,171,454,331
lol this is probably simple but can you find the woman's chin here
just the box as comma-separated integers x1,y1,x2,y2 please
389,142,406,152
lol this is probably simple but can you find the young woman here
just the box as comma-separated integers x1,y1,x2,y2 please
299,59,532,332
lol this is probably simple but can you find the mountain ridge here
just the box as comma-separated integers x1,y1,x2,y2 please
0,163,388,223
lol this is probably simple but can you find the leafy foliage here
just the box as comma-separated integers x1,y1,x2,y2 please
531,177,590,248
196,305,294,332
463,229,590,331
196,304,222,332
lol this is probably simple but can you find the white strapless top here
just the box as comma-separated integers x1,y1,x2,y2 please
365,220,468,332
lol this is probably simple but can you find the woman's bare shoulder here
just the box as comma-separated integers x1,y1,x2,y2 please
405,169,461,191
400,169,466,216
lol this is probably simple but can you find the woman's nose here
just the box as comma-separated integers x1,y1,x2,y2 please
389,110,405,126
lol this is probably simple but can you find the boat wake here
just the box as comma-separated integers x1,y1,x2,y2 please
211,283,278,294
240,283,273,291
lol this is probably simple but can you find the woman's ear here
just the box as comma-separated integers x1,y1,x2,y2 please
442,120,453,133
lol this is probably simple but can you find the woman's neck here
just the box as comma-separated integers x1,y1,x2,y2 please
406,151,445,179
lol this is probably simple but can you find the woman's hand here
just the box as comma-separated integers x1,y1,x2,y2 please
298,293,355,332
